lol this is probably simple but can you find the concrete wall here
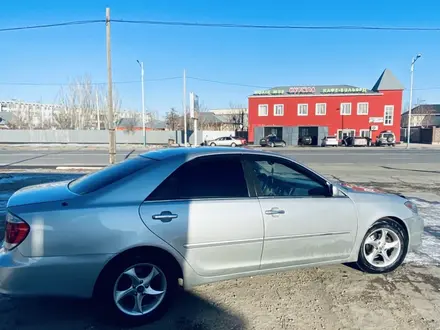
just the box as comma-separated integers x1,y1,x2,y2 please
0,129,234,145
282,126,299,146
433,127,440,144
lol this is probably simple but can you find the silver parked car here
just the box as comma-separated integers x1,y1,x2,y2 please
0,148,423,325
207,136,243,147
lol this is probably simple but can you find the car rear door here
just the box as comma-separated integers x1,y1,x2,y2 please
242,154,358,269
139,154,264,277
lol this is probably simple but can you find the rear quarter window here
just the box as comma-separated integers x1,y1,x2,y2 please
68,156,154,195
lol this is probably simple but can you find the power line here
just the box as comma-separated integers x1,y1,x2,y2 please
0,76,181,86
1,18,440,33
1,77,440,92
112,19,440,32
187,76,269,89
0,20,104,33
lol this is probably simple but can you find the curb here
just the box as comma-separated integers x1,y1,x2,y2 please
55,166,103,170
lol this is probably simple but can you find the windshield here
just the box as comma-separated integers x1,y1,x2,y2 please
68,156,154,195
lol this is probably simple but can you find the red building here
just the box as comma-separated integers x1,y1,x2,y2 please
248,69,404,145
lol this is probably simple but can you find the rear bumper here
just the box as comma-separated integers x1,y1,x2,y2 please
0,247,113,298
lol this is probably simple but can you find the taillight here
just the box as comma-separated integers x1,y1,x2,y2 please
3,212,30,251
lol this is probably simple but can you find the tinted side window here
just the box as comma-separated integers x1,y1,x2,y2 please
246,157,328,197
147,155,249,201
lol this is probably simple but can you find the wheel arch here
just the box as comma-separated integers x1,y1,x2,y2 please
92,245,184,297
370,216,410,246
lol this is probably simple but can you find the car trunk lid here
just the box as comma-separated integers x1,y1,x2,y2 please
7,180,77,207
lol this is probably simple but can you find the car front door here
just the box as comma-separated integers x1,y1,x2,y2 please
242,155,358,269
215,137,227,146
223,137,233,146
139,154,264,277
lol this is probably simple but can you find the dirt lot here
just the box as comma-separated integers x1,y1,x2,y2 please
0,264,438,330
0,168,439,330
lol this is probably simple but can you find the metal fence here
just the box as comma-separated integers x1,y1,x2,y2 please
0,129,235,145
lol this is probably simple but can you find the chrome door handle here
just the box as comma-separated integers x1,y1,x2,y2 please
152,211,178,222
265,208,285,215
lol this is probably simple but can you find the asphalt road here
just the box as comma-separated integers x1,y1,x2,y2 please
1,147,440,167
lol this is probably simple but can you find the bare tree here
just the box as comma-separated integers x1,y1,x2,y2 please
166,108,180,130
227,102,247,129
8,107,31,129
194,102,219,130
54,75,122,130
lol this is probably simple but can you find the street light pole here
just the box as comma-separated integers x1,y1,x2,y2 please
406,54,422,149
183,69,187,147
137,60,146,147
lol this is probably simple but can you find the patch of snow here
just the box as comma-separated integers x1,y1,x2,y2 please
406,198,440,266
0,175,35,184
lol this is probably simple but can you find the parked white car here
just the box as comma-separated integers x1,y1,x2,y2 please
207,136,243,147
321,136,339,147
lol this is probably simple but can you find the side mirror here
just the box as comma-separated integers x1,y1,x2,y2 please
327,183,339,197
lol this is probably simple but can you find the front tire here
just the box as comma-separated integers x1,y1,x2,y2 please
96,254,178,326
357,219,407,274
231,142,237,147
210,142,216,146
270,142,275,148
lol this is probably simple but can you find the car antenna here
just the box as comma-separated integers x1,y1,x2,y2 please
125,149,135,159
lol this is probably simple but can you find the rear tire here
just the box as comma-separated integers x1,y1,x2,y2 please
270,142,275,148
96,254,178,326
357,219,407,274
281,142,286,147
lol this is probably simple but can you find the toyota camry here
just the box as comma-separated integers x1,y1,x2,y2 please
0,147,423,325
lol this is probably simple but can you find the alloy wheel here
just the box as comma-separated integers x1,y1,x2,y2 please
363,228,401,268
113,263,167,316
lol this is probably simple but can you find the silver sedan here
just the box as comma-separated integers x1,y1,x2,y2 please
207,136,243,147
0,147,423,325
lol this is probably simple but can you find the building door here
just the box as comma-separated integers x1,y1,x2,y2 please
338,129,355,140
299,126,319,145
264,126,283,139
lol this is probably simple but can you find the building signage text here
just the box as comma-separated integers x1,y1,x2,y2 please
253,86,316,96
369,117,384,123
322,87,368,94
254,86,369,96
253,89,285,96
288,86,316,94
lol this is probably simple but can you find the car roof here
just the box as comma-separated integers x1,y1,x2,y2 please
140,147,283,161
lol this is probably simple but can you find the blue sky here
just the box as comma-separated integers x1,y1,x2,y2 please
0,0,438,118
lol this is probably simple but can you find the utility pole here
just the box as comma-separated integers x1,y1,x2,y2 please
406,54,422,149
183,69,187,147
96,90,101,130
137,60,146,147
106,7,116,164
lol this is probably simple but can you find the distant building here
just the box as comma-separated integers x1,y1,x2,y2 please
210,108,248,128
401,104,440,128
0,100,62,127
247,69,404,145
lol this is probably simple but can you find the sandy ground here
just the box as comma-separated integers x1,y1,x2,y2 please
0,166,440,329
